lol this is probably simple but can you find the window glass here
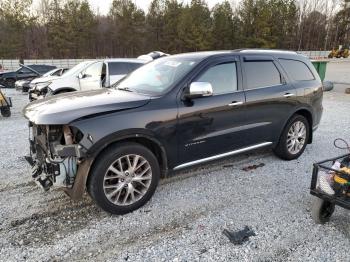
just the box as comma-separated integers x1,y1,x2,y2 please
116,57,199,95
108,62,131,75
196,62,237,95
51,69,62,76
279,59,315,81
84,62,102,77
128,63,143,71
244,61,281,89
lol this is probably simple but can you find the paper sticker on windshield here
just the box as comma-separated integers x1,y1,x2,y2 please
164,61,181,67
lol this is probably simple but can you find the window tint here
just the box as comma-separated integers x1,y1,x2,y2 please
279,59,314,81
244,61,281,89
196,62,237,95
128,63,143,71
51,69,62,76
109,62,131,75
84,62,102,77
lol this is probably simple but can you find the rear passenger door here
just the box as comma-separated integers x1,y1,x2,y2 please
241,56,297,145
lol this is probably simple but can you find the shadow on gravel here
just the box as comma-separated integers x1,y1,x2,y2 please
6,196,105,247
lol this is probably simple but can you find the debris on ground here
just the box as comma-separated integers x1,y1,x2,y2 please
222,226,256,245
242,163,265,171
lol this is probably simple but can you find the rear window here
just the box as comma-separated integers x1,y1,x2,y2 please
109,62,142,75
244,61,282,89
279,59,314,81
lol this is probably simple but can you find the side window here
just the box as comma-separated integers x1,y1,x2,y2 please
196,62,237,95
244,61,282,89
108,63,130,75
83,62,102,77
52,69,61,76
279,59,315,81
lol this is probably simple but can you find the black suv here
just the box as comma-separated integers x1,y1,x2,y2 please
24,50,323,214
0,64,56,88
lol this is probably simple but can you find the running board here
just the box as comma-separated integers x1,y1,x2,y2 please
173,142,273,171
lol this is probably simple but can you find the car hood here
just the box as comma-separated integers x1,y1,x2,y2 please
31,75,60,85
0,71,15,78
23,88,151,125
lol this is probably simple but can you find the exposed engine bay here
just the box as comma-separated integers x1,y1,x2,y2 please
26,123,85,191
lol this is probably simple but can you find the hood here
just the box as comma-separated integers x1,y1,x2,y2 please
0,70,15,77
31,75,60,85
23,88,151,125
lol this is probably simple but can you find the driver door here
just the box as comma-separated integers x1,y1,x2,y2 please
177,57,247,164
79,62,103,90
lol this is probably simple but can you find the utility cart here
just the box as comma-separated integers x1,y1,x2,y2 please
0,85,12,117
310,153,350,224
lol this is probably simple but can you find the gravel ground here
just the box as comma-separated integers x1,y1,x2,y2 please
0,70,350,261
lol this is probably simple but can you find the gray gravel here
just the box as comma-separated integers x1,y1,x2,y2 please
0,75,349,261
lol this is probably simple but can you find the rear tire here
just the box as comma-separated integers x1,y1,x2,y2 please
274,115,310,160
311,198,335,224
87,142,160,215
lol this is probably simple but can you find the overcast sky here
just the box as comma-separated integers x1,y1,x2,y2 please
60,0,226,15
91,0,226,14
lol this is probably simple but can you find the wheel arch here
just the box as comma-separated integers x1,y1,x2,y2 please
65,132,169,200
294,108,313,143
91,134,168,176
52,87,76,95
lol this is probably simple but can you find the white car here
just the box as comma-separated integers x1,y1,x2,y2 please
29,59,146,100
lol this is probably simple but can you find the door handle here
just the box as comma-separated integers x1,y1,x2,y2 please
283,93,295,97
228,101,243,106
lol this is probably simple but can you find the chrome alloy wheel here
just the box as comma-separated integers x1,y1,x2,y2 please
287,121,307,154
103,154,152,206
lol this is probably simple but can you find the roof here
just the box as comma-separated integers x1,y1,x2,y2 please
103,58,147,63
168,49,301,60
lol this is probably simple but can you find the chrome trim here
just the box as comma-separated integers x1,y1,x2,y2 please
228,101,243,106
283,93,295,97
173,142,273,170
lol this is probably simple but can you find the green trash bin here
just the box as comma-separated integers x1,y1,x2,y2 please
311,60,328,81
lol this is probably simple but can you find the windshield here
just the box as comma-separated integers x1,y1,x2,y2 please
42,68,58,77
62,61,93,77
115,57,199,95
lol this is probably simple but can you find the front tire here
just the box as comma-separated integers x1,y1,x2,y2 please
5,79,15,88
87,142,160,215
1,107,11,117
274,114,310,160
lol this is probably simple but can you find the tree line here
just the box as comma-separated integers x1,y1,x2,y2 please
0,0,349,59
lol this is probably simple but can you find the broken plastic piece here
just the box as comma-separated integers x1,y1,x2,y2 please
222,226,256,245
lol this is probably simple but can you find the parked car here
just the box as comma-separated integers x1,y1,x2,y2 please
24,50,323,214
28,59,146,100
0,64,56,88
16,68,68,92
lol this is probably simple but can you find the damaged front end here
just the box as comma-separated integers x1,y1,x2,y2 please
26,123,86,192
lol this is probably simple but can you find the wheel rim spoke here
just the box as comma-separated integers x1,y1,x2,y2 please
286,121,307,154
103,154,152,206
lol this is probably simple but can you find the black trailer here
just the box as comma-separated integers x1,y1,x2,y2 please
310,153,350,224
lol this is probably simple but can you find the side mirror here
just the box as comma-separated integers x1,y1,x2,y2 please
186,82,213,99
78,72,84,79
